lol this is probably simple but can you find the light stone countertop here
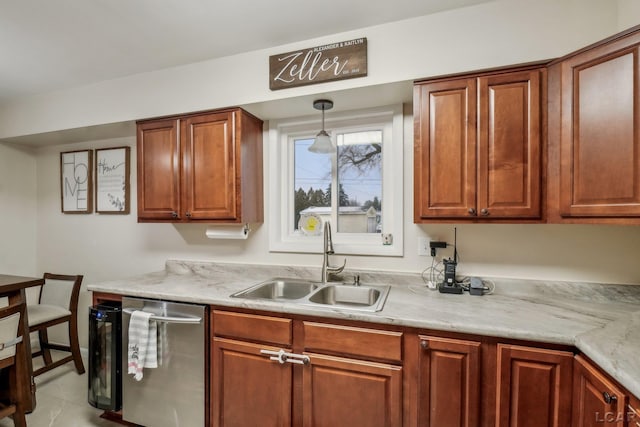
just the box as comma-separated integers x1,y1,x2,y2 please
87,259,640,398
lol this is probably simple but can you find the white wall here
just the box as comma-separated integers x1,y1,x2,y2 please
7,0,640,348
0,0,622,139
34,109,640,286
0,143,38,277
32,104,640,349
618,0,640,31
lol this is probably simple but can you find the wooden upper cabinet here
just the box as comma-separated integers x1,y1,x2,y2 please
478,70,541,218
137,119,181,220
573,355,627,427
555,29,640,219
182,112,237,220
416,335,481,427
414,78,477,219
414,66,543,221
137,108,263,223
496,344,573,427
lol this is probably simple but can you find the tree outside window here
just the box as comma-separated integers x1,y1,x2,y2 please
294,130,382,234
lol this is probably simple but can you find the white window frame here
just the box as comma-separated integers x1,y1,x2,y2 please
268,104,403,256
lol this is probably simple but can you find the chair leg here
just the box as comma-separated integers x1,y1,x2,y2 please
69,318,85,374
11,406,26,427
8,358,27,427
38,329,53,367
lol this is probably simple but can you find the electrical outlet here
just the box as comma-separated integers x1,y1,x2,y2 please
382,233,393,245
418,237,429,256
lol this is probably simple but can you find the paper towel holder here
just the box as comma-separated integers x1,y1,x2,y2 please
205,223,251,240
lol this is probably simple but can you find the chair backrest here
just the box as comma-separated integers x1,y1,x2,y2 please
39,273,83,312
0,303,22,361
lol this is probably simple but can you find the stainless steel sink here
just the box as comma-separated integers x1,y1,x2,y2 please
231,278,391,312
231,278,319,300
307,284,390,312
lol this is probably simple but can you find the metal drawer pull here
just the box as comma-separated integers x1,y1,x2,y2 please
122,308,202,324
602,391,617,404
260,349,310,365
420,340,429,350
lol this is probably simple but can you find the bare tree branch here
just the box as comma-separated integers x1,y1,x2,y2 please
338,143,381,175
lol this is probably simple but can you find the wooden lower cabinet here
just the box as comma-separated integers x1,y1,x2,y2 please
211,310,403,427
211,337,293,427
208,308,640,427
415,335,481,427
572,355,628,427
496,344,573,427
628,395,640,427
302,353,402,427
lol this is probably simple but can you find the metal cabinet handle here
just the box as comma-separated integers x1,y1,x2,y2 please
468,208,477,216
185,211,192,218
171,211,178,219
602,391,617,404
420,340,429,350
260,349,310,365
480,208,489,216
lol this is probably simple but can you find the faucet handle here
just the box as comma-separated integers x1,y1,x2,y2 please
353,275,360,286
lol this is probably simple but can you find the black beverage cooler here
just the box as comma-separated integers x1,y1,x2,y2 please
88,301,122,411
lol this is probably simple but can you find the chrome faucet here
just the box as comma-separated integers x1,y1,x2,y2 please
321,221,346,283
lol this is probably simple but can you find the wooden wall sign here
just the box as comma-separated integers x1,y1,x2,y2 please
269,38,367,90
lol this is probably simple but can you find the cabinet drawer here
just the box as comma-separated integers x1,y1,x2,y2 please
303,321,402,363
213,310,292,346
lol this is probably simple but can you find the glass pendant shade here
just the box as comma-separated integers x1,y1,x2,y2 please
309,99,335,153
308,130,334,153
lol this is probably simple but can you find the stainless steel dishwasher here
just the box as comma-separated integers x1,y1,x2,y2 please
121,297,206,427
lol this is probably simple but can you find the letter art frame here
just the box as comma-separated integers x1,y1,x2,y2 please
95,146,130,214
60,149,93,213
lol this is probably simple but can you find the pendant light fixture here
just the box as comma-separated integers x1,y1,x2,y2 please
308,99,335,153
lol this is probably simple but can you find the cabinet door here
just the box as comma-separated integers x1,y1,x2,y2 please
572,355,627,427
302,353,402,427
211,337,292,427
478,70,542,218
414,79,477,219
559,36,640,217
182,111,238,220
628,395,640,427
137,119,181,220
417,336,481,427
496,344,573,427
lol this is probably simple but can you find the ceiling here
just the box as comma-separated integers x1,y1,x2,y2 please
0,0,490,104
0,0,493,146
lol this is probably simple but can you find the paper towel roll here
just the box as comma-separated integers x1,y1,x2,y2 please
205,224,250,240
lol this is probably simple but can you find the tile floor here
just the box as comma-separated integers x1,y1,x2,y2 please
1,352,122,427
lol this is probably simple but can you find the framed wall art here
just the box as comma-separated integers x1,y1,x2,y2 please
60,149,93,213
95,146,130,214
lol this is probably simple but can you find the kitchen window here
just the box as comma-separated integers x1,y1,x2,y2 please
268,105,403,256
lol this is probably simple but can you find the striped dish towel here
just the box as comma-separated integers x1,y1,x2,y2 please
127,310,158,381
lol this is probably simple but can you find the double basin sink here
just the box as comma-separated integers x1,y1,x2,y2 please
231,278,391,312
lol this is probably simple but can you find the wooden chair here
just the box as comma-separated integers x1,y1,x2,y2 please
0,302,27,426
27,273,85,376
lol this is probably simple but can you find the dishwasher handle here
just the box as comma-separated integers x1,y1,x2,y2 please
122,308,202,324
